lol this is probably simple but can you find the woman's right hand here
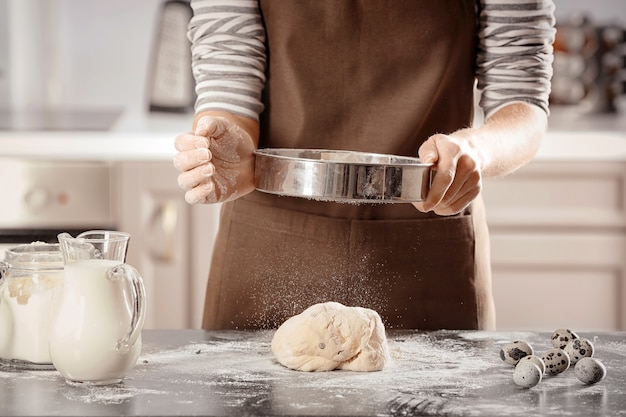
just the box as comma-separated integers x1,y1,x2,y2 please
174,114,258,204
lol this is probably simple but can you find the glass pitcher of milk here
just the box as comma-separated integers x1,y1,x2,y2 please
49,231,146,386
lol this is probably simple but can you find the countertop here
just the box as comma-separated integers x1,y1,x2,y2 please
0,107,625,162
0,110,189,161
1,329,625,417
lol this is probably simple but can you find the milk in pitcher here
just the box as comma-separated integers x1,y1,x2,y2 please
49,259,142,384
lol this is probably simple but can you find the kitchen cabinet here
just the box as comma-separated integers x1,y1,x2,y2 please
114,157,626,332
113,162,220,329
483,160,626,332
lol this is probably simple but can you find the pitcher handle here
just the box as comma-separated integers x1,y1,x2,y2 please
107,264,147,354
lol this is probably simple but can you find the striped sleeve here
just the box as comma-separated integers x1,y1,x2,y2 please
187,0,266,121
476,0,556,119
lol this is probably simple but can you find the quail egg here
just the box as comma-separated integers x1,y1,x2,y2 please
541,348,570,375
551,328,579,350
500,340,534,366
574,357,606,385
513,360,543,388
564,337,594,366
519,354,546,375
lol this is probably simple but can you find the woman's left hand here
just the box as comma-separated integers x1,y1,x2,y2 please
412,132,483,216
412,103,548,216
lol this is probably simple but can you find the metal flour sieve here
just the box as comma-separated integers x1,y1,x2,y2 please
254,148,433,203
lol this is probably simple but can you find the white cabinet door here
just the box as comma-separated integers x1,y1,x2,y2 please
490,233,626,331
189,202,221,328
114,162,219,329
483,160,626,331
114,162,189,329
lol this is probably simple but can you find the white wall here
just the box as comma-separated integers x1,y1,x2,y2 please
56,0,162,113
3,0,163,115
554,0,626,25
2,0,624,115
0,1,8,109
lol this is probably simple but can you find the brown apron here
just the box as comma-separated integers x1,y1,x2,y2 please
202,0,496,330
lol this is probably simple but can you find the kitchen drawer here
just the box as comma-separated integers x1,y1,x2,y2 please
484,160,626,332
490,232,626,331
483,161,626,229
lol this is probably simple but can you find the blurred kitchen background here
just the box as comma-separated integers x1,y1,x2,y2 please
0,0,625,331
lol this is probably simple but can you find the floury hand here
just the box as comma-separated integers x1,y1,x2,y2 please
174,116,257,204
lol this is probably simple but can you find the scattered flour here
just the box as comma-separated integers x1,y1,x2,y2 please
60,385,165,405
135,331,618,399
3,330,624,415
596,339,626,357
0,369,58,380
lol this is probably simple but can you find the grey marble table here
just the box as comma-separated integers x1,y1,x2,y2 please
1,329,624,416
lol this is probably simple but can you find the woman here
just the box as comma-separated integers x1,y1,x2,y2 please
174,0,556,330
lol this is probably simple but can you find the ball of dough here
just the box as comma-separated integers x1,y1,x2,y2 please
270,302,390,372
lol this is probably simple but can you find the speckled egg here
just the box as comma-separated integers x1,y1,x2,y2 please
551,328,579,350
500,340,534,366
519,354,546,375
541,348,570,375
564,338,594,366
575,357,606,385
513,360,543,388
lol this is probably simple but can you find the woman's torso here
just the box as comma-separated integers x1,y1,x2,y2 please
202,1,496,331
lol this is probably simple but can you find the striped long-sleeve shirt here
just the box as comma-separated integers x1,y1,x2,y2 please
187,0,556,121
